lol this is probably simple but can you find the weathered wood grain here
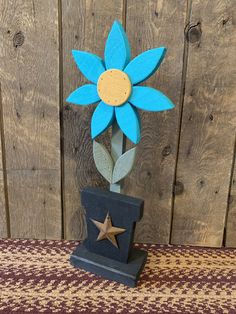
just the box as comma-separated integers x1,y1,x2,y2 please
0,170,7,237
171,0,236,246
226,141,236,247
0,0,234,246
0,86,7,237
0,0,61,238
124,0,186,243
7,170,61,238
62,0,123,239
0,135,7,237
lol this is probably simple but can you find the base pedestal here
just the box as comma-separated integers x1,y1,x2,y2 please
70,243,148,287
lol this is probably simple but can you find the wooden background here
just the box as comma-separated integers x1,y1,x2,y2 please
0,0,235,247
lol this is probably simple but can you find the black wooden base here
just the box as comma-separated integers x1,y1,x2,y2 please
70,243,148,287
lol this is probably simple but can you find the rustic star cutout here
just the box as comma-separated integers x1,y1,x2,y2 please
91,213,126,248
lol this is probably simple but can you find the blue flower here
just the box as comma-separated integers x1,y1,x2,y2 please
66,20,174,144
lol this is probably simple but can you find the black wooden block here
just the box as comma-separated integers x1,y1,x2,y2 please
70,243,148,287
81,187,144,263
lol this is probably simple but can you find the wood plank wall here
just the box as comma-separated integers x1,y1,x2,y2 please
0,0,235,247
171,0,236,246
0,85,7,237
0,0,62,239
125,0,186,244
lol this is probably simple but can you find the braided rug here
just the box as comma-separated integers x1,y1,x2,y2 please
0,239,236,313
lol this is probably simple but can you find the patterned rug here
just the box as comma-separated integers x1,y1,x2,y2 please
0,239,236,314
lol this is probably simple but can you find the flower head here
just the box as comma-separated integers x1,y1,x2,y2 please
66,20,174,144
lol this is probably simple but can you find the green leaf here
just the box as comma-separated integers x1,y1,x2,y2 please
112,147,136,184
93,141,114,183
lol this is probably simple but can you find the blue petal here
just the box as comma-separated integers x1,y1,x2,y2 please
91,102,115,138
72,50,105,84
104,20,131,70
129,86,175,111
115,103,141,144
124,47,166,85
66,84,100,105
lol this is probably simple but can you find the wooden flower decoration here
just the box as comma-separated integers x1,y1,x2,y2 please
66,20,174,144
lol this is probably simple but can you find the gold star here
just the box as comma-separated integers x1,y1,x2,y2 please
91,213,126,248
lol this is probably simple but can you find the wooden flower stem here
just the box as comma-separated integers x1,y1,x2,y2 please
110,121,126,193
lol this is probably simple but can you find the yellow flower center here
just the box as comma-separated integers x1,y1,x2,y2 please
97,69,132,106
